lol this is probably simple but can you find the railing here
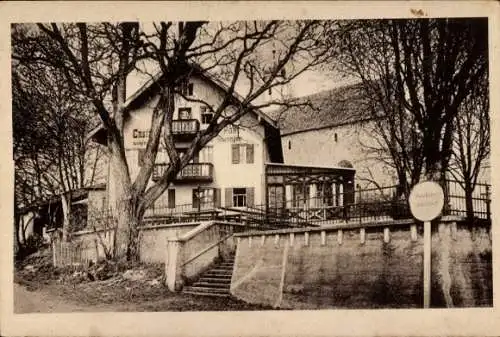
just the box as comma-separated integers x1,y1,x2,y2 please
444,179,491,220
85,180,491,231
259,180,491,226
144,201,218,221
152,163,214,182
172,119,200,135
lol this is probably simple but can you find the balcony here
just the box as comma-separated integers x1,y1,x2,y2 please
153,163,214,183
172,119,200,140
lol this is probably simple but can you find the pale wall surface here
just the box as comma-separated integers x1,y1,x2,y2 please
121,75,269,207
231,220,492,309
281,122,395,189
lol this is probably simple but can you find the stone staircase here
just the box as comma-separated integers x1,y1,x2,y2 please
183,254,235,297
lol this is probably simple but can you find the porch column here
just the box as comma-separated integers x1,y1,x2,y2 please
285,185,292,208
309,184,317,208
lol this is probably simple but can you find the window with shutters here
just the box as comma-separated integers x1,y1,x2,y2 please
232,188,247,207
231,144,254,164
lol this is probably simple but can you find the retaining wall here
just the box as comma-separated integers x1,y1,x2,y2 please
231,218,492,309
55,222,201,265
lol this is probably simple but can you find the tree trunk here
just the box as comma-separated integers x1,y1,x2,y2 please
61,192,71,241
14,209,21,255
464,182,474,221
107,138,134,260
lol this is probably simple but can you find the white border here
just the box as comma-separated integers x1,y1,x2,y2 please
1,1,499,336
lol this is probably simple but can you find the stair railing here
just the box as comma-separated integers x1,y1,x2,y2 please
181,232,234,268
165,221,244,291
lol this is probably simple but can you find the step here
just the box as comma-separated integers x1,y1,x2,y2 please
205,271,233,276
209,268,234,273
183,286,230,294
198,276,232,282
183,290,231,298
199,276,232,282
204,273,233,279
213,265,234,270
191,282,231,288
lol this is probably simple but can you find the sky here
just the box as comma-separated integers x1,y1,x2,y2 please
126,21,358,108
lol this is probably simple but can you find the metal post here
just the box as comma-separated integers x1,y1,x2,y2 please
423,220,431,308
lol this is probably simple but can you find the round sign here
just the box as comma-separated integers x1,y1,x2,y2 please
408,181,445,221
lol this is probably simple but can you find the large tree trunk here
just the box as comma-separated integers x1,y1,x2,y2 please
107,138,134,260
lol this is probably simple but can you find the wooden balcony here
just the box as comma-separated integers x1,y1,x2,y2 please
172,119,200,140
153,163,214,183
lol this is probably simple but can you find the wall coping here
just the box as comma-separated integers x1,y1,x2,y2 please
71,221,205,237
168,221,245,242
234,216,466,237
139,221,201,231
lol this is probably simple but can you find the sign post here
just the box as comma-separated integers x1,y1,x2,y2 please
408,181,444,308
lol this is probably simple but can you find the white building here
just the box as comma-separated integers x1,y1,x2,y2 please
89,69,355,222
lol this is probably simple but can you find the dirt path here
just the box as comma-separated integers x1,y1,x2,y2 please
14,283,124,313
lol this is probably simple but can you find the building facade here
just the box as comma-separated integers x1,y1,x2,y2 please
89,70,355,223
273,84,396,190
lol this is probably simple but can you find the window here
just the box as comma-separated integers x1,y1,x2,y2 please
292,184,310,208
168,189,176,209
178,107,192,120
231,144,254,164
288,140,291,150
180,80,194,96
193,188,215,209
199,146,213,163
201,106,214,125
178,148,199,163
232,188,247,207
334,133,338,142
246,144,254,164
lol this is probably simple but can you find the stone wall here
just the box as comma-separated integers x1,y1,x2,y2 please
59,222,202,265
231,218,492,309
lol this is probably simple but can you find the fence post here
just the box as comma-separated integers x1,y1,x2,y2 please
52,239,57,267
486,185,491,221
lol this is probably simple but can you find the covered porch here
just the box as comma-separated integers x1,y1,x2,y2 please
264,163,355,224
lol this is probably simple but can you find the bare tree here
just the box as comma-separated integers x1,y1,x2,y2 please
329,18,488,195
449,74,490,219
12,21,330,260
12,28,105,245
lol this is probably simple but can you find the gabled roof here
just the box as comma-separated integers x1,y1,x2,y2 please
269,82,373,136
128,64,278,127
88,64,280,144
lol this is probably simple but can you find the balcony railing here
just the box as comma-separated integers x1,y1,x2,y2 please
172,119,200,138
153,163,214,182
